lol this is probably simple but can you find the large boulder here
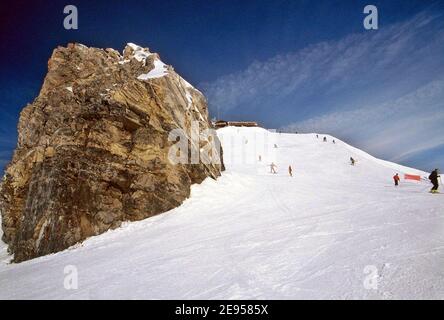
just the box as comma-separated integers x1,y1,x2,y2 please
0,43,224,262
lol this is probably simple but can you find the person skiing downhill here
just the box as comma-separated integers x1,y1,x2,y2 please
393,173,400,186
323,137,327,142
270,162,277,174
350,157,356,166
288,165,293,177
429,169,440,193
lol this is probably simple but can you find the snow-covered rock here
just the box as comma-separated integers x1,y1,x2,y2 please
0,42,223,263
137,58,168,80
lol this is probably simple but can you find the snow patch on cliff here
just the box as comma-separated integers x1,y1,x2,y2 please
137,59,168,80
126,43,152,65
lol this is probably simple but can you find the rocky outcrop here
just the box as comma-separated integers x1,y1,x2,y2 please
0,43,224,262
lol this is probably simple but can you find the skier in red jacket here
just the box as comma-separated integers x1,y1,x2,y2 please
393,173,400,186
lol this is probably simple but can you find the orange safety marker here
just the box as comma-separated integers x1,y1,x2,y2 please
404,174,421,181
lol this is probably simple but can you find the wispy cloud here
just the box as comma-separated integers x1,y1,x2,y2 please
286,79,444,165
202,11,444,170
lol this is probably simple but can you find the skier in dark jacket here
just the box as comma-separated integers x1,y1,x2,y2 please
429,169,440,193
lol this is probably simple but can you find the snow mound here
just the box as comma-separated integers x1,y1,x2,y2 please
0,127,442,299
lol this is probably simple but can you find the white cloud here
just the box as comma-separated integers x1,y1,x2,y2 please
202,11,444,169
286,79,444,163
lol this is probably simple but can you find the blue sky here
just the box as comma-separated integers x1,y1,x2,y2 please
0,0,443,172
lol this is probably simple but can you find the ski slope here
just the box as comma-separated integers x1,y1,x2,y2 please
0,127,443,299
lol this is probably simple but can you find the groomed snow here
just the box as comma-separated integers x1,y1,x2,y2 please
0,127,443,299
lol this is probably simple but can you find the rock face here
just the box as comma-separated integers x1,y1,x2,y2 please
0,43,224,262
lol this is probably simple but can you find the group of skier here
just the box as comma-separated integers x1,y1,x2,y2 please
392,169,440,193
264,135,337,177
316,135,335,144
350,156,440,193
349,153,440,193
264,134,441,193
268,162,293,177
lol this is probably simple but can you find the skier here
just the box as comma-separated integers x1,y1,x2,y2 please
258,155,262,162
332,140,336,144
288,165,293,177
270,162,277,174
323,137,327,142
429,169,440,193
316,134,319,139
350,157,355,166
393,173,400,186
274,144,278,148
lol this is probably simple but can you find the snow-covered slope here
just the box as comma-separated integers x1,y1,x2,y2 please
0,127,443,299
0,215,9,265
